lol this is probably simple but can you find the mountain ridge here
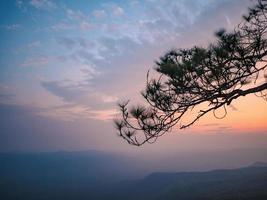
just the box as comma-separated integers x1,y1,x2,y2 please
1,151,267,200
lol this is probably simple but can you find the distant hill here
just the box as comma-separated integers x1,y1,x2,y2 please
250,161,267,167
117,165,267,200
0,151,267,200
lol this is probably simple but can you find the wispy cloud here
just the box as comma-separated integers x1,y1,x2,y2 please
15,0,24,9
206,126,234,134
37,104,91,121
41,77,118,107
201,123,221,127
112,6,124,16
80,21,93,31
57,37,77,50
27,41,41,48
38,74,119,121
21,56,51,67
29,0,57,10
37,103,118,121
88,108,118,121
0,84,16,104
64,8,94,31
0,94,15,102
0,24,22,31
92,9,107,18
57,36,96,50
51,23,74,31
66,8,88,21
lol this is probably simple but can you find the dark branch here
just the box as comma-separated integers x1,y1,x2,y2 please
115,0,267,146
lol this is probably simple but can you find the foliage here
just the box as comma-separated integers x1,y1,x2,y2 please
115,0,267,146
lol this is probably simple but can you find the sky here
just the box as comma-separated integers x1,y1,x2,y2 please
0,0,267,165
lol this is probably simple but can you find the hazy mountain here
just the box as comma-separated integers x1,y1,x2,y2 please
250,161,267,167
118,166,267,200
1,151,267,200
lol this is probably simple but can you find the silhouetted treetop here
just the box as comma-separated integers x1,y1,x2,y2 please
115,0,267,146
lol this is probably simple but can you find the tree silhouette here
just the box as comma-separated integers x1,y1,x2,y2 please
115,0,267,146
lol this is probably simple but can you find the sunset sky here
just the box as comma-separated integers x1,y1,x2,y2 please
0,0,266,162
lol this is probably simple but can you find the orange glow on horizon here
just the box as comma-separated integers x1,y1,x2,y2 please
171,92,267,134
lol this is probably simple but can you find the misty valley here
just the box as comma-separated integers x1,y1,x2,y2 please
1,151,267,200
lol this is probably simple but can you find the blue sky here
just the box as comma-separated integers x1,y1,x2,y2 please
1,0,266,155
